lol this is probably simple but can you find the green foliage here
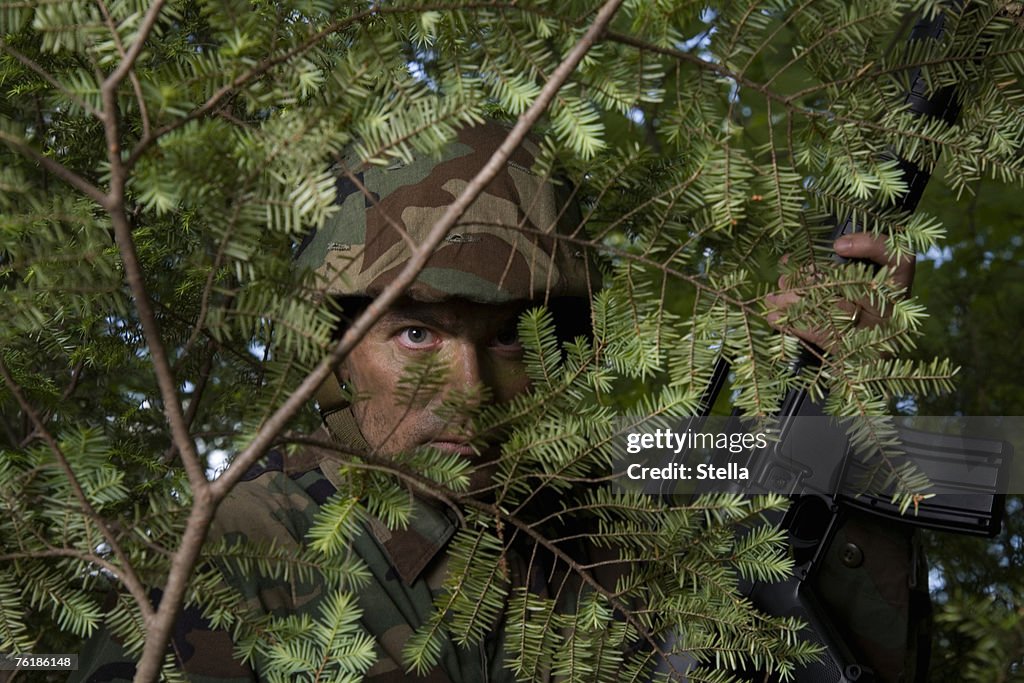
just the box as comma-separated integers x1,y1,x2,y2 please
910,173,1024,680
932,588,1024,682
1,0,1022,681
236,590,378,683
405,523,510,669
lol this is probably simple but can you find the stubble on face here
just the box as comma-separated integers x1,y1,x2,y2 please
339,299,531,460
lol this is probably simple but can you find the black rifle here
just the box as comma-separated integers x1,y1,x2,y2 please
706,407,1010,683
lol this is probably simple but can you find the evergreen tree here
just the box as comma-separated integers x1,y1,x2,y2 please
1,1,1022,681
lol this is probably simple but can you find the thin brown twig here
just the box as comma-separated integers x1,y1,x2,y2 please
0,39,105,120
102,0,166,94
177,217,238,363
0,547,131,585
60,359,87,401
151,298,264,372
161,345,218,465
275,433,475,525
95,0,152,140
0,131,106,204
100,109,207,492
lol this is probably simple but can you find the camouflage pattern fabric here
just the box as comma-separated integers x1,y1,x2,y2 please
72,429,521,683
72,434,929,683
295,122,597,305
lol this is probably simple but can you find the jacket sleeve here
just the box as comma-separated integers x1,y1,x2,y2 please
68,467,299,683
70,600,257,683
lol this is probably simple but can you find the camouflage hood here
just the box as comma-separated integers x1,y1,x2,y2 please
296,122,598,304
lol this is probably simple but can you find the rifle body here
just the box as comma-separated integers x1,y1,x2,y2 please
710,396,1009,682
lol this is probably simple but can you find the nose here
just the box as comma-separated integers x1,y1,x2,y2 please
445,341,490,407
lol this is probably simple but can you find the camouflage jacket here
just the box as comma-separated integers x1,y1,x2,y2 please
73,434,929,683
73,434,517,683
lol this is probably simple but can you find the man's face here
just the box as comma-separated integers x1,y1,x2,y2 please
339,298,531,457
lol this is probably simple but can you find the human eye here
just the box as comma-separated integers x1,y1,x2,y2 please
396,326,439,350
490,323,523,353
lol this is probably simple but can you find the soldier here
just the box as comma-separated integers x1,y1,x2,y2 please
75,121,598,682
74,122,925,682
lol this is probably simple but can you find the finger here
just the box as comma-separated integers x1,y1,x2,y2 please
765,291,802,311
834,232,916,293
833,232,889,265
890,252,915,291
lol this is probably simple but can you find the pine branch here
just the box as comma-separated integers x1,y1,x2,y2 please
0,359,154,621
463,495,685,680
95,0,152,141
0,130,106,204
0,40,105,120
123,1,521,169
101,0,167,95
762,7,895,89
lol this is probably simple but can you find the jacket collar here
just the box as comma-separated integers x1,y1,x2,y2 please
305,411,458,586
